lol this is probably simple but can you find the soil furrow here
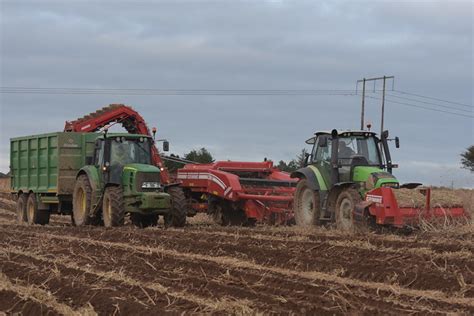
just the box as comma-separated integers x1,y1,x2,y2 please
0,271,92,315
0,234,412,315
1,227,472,313
4,224,470,296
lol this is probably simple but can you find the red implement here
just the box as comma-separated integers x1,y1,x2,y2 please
363,187,466,228
178,161,297,225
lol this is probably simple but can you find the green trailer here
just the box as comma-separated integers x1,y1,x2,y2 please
10,131,179,227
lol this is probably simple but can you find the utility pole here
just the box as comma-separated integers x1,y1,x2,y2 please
360,78,366,130
356,75,394,131
380,76,386,136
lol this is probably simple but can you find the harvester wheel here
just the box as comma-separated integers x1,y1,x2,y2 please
164,187,187,228
131,213,158,228
335,188,361,232
102,186,125,227
16,193,28,224
26,193,50,225
73,175,99,226
294,179,321,226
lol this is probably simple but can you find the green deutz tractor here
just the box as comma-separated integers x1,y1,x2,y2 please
291,129,400,230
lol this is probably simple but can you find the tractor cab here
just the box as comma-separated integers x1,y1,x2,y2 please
307,130,383,184
92,133,157,185
305,130,399,189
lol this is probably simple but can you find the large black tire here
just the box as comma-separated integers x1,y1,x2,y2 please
335,188,362,232
16,193,28,224
164,187,187,228
26,194,50,225
131,213,158,228
72,175,99,226
294,179,321,226
102,186,125,227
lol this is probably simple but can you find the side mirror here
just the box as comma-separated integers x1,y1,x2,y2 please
395,137,400,148
382,130,389,139
163,140,169,152
85,156,93,165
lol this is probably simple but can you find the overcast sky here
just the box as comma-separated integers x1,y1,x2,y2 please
0,0,473,187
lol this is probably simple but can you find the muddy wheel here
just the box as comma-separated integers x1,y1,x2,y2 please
210,200,249,226
335,188,361,231
131,213,158,228
26,194,50,225
16,193,28,223
294,179,321,226
73,175,99,226
164,187,187,228
102,186,125,227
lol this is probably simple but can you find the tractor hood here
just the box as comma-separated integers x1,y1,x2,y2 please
123,163,161,173
352,166,399,190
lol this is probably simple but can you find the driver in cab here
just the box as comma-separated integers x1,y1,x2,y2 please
338,141,355,159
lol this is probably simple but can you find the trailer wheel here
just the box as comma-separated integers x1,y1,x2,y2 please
335,188,361,232
164,187,187,228
294,179,321,226
26,194,50,225
131,213,158,228
16,193,28,224
73,175,99,226
102,186,125,227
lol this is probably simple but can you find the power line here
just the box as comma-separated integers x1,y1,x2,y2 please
383,92,472,113
0,87,357,96
393,90,472,108
366,95,474,119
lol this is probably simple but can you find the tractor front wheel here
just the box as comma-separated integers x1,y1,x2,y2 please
335,188,361,232
164,187,187,228
294,179,321,227
102,186,125,227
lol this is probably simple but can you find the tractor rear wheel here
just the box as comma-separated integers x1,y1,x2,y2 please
16,193,28,224
164,187,187,228
26,193,50,225
102,186,125,227
335,188,361,232
294,179,321,226
73,175,100,226
131,213,158,228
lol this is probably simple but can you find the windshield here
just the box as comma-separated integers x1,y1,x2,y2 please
314,135,381,165
338,136,380,165
110,137,152,166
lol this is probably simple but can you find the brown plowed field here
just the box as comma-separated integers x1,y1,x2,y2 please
0,202,473,315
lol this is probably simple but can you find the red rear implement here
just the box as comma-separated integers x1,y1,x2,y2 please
363,187,466,228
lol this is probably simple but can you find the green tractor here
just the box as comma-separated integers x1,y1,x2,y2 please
291,129,400,230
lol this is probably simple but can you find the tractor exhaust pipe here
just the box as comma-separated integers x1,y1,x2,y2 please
330,129,339,185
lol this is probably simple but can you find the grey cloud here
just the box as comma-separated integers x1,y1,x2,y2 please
0,0,472,187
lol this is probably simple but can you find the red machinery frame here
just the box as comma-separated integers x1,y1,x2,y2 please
363,187,466,228
178,161,297,224
64,104,171,184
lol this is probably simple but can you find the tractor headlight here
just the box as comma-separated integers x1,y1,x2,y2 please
141,182,161,189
